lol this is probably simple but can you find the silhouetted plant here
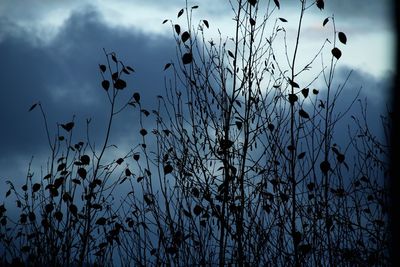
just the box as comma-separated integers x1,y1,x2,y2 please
0,50,139,267
118,0,390,266
0,0,390,266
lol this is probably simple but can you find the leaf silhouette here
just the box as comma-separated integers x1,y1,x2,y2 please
331,47,342,59
102,80,110,91
181,31,190,42
274,0,280,9
114,79,127,90
133,92,140,102
122,67,130,75
54,177,65,188
54,211,63,222
32,183,41,193
250,18,256,26
28,103,38,112
96,217,107,225
299,109,310,119
316,0,324,10
288,94,298,105
193,205,203,215
141,109,150,116
320,160,330,174
288,78,300,88
29,211,37,223
116,158,124,165
203,20,209,28
69,204,78,217
301,88,309,98
112,72,118,81
174,24,181,35
177,8,184,18
307,182,315,191
220,139,234,149
62,191,74,202
81,155,90,165
182,53,193,64
235,121,243,130
164,164,173,174
164,63,172,70
279,18,288,22
77,168,87,179
99,64,106,73
126,66,135,72
228,50,235,58
111,53,117,63
140,128,148,136
61,122,74,132
338,32,347,44
323,17,329,26
297,152,306,159
162,19,168,24
20,214,27,224
144,194,154,205
45,203,54,214
248,0,257,6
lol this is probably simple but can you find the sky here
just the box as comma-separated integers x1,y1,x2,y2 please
0,0,396,197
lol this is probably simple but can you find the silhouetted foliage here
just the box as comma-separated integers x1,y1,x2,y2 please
0,1,390,266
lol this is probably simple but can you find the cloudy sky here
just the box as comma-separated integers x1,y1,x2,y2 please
0,0,395,197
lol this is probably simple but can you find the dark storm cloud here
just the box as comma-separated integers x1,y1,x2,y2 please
323,0,394,32
325,0,393,19
323,66,393,145
0,6,175,190
282,0,395,32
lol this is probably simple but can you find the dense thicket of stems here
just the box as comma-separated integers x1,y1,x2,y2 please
0,1,390,266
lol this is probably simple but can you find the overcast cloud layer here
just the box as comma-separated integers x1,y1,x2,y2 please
0,1,395,196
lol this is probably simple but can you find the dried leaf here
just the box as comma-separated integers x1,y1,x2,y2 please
331,47,342,59
99,64,106,72
28,103,38,112
248,0,257,6
338,32,347,44
316,0,324,10
181,31,190,43
299,109,310,119
274,0,280,9
164,63,172,70
323,17,329,26
177,8,184,18
182,53,193,64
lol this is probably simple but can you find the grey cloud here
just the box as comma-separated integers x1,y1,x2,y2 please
0,6,175,194
280,0,395,33
324,66,393,144
324,0,395,32
324,0,393,18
